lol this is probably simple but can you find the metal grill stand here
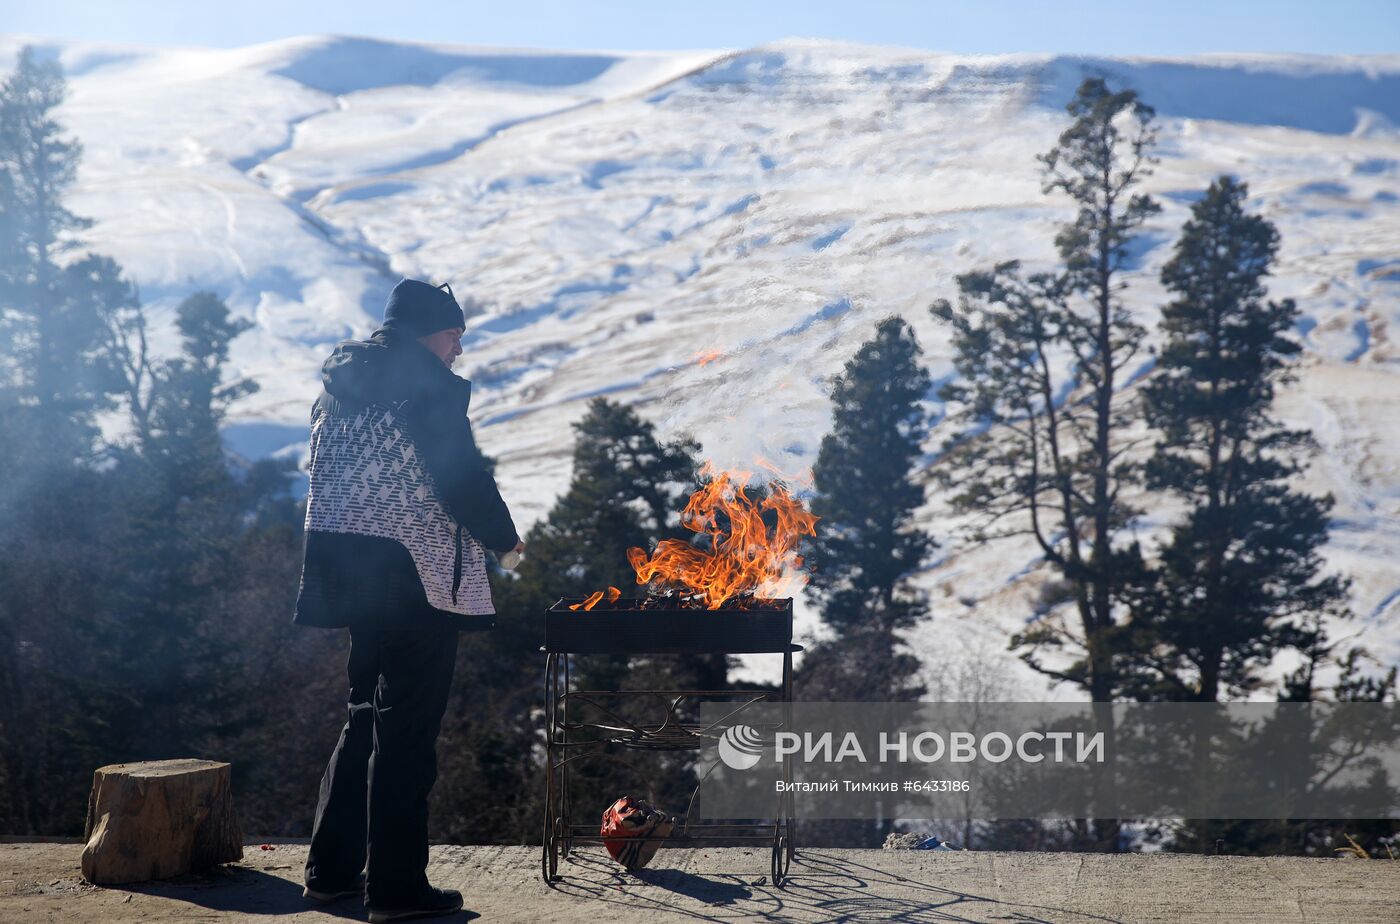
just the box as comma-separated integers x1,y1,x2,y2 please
542,599,798,885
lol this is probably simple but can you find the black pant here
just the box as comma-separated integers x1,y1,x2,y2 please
305,623,459,905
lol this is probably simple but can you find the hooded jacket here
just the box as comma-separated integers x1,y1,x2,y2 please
294,328,519,631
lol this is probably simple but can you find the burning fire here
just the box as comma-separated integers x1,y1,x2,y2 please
569,586,621,611
574,462,819,611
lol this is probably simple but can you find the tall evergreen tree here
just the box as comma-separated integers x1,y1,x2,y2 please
931,78,1160,705
802,315,934,702
1163,643,1397,857
517,397,716,696
142,291,257,492
515,398,701,608
0,47,125,467
1126,176,1351,702
0,48,141,834
101,292,267,759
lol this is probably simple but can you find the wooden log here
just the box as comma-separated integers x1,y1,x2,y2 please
81,759,243,885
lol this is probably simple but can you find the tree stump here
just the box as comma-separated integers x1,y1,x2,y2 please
81,759,243,885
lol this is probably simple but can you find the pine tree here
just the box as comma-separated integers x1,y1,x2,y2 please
520,399,699,602
802,316,934,702
143,291,257,492
101,292,267,759
931,78,1160,705
0,52,305,837
0,48,141,834
0,47,125,468
1164,643,1397,857
1127,176,1350,702
518,397,714,695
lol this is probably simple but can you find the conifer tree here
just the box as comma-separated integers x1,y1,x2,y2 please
0,49,141,833
0,52,304,836
1127,176,1351,702
104,292,268,759
931,78,1160,705
802,316,933,701
0,47,125,467
521,399,699,601
518,398,713,690
1164,643,1397,857
143,291,258,494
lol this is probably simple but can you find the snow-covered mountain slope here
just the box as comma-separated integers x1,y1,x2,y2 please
4,35,1398,693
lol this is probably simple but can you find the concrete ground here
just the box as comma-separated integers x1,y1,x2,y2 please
2,840,1397,923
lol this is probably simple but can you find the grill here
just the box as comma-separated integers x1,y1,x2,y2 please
544,597,793,654
542,597,797,885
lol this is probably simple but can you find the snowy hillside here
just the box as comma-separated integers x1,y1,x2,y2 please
4,34,1398,692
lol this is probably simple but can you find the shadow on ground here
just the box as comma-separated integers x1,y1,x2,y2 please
124,866,479,921
551,849,1126,923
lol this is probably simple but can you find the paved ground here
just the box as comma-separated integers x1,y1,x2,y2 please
2,841,1397,923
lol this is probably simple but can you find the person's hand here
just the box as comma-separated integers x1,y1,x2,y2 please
498,540,526,571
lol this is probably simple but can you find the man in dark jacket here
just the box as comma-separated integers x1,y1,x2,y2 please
295,278,522,923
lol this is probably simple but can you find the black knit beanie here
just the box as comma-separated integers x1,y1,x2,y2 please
381,278,465,337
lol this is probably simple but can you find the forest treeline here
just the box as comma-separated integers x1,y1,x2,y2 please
0,48,1392,855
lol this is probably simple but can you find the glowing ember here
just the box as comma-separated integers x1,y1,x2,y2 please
624,462,819,610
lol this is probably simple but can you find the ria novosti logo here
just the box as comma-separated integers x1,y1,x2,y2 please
717,724,765,770
717,726,1106,770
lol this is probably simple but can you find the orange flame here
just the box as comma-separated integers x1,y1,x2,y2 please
570,586,622,612
624,463,819,609
693,349,724,366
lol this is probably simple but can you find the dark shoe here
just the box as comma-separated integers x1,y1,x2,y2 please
367,886,464,923
303,873,366,902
